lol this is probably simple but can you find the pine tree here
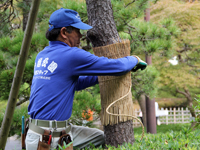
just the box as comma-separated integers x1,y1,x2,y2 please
85,0,179,147
150,0,200,126
0,30,48,102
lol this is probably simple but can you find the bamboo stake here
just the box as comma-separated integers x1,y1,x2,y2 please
0,0,41,149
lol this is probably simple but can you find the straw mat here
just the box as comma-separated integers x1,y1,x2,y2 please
93,40,134,126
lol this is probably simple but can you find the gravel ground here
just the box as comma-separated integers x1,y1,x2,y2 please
5,135,21,150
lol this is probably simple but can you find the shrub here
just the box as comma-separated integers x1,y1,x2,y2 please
92,124,200,150
69,88,101,127
0,103,29,136
194,94,200,124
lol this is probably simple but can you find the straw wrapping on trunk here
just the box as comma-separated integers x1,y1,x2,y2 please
93,40,134,126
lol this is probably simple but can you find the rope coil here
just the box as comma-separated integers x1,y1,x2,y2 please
106,86,144,141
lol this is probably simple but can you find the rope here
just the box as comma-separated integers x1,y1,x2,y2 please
106,86,145,141
93,40,144,141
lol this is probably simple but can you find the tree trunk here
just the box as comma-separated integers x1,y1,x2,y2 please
86,0,120,47
144,7,157,134
145,55,156,134
176,87,196,118
176,87,197,129
0,0,41,149
138,95,147,127
104,120,135,147
86,0,135,147
23,0,32,31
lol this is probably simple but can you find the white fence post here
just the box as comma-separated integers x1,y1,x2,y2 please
173,107,176,124
132,107,200,127
177,107,180,123
165,108,168,125
181,107,184,123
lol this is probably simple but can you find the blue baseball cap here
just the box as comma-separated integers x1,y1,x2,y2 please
48,8,92,31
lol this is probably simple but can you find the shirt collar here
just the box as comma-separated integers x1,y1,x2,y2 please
49,41,69,46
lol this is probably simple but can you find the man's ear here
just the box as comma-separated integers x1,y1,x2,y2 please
60,27,68,39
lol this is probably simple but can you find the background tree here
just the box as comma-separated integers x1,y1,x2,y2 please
0,0,21,36
0,30,48,103
16,0,32,31
150,0,200,127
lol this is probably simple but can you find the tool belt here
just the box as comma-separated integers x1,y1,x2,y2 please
23,118,73,150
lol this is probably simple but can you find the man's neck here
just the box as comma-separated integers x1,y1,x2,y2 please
57,36,71,47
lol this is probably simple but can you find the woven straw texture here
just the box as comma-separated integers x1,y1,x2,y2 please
93,40,134,126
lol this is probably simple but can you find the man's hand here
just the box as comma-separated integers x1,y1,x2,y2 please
132,55,147,72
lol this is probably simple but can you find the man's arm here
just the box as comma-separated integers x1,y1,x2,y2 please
71,48,139,76
75,76,98,91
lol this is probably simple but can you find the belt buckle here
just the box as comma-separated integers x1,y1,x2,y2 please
54,120,57,131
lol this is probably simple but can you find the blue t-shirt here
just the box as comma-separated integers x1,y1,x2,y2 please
28,41,138,121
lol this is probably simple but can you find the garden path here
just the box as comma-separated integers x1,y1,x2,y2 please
5,134,21,150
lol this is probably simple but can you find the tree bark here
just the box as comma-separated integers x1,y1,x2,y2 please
86,0,135,147
86,0,120,47
0,0,41,149
144,7,157,134
145,55,157,134
104,120,135,147
138,95,147,127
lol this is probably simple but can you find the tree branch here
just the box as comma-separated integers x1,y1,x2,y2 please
16,97,29,106
125,0,136,8
176,87,188,98
126,23,136,30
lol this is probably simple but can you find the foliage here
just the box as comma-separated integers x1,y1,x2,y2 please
59,0,87,22
194,95,200,124
0,103,29,136
91,124,200,150
111,0,180,56
134,123,200,134
37,0,57,23
0,29,48,100
127,18,180,56
131,66,160,99
69,89,101,127
0,0,20,37
111,0,148,32
0,23,11,38
150,0,200,98
16,0,32,16
157,60,200,89
56,141,73,150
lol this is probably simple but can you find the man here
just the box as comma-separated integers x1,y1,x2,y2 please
26,8,147,150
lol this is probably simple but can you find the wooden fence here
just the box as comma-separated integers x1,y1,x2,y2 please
133,107,200,127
